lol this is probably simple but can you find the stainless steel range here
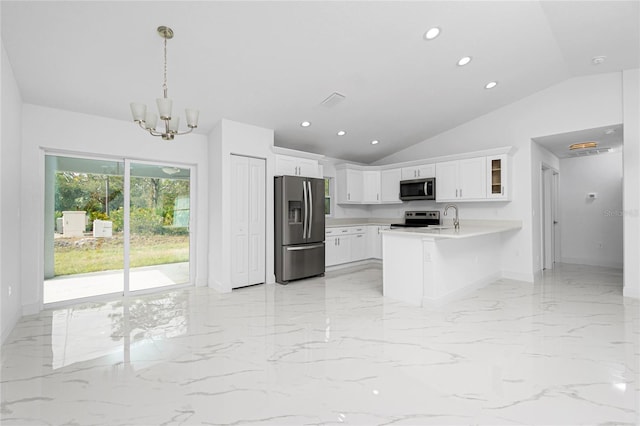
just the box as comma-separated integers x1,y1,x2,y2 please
390,211,440,228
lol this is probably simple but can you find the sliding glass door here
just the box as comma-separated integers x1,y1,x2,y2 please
44,155,125,303
129,162,190,292
44,154,192,304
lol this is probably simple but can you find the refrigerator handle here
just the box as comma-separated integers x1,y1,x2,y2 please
302,181,308,239
307,181,313,239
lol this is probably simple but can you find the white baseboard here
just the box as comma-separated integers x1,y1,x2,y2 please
560,257,623,269
501,270,535,283
326,259,381,273
208,279,231,293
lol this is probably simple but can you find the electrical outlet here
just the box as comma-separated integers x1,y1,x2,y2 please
597,242,604,249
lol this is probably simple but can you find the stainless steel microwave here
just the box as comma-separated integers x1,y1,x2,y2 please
399,177,436,201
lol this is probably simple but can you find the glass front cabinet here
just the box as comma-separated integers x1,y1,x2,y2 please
486,154,509,200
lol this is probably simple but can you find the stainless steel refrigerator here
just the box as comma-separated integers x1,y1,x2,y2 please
275,175,325,284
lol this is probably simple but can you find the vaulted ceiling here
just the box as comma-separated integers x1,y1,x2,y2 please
2,1,638,164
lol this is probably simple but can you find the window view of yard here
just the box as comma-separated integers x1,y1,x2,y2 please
45,155,191,303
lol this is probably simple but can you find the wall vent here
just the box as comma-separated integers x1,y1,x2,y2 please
321,92,346,108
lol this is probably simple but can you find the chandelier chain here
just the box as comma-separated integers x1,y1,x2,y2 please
163,37,168,97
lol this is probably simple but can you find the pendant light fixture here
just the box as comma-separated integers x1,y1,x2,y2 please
130,26,199,140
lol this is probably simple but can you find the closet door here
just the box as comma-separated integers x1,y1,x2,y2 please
230,155,250,288
230,155,265,289
247,158,265,285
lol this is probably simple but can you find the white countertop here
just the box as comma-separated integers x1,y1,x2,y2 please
381,221,522,240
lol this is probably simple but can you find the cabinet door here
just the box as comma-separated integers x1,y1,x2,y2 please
350,233,367,262
435,160,459,201
459,157,486,200
362,170,380,203
275,155,319,177
297,158,320,178
487,155,508,199
380,169,402,203
417,163,436,178
401,163,435,179
325,236,341,266
275,155,298,176
337,168,364,203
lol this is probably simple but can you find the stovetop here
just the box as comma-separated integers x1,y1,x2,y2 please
390,210,440,228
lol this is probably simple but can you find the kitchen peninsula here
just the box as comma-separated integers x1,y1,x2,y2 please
381,222,521,306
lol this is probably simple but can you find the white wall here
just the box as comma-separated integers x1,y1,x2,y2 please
373,72,624,282
19,104,209,315
1,43,23,344
559,151,623,268
623,69,640,298
208,119,275,293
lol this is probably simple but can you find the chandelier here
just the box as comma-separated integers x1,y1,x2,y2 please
130,26,199,140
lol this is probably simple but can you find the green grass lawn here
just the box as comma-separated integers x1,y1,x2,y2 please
54,234,189,276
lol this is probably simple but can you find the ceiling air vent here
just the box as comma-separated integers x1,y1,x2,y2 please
321,92,346,108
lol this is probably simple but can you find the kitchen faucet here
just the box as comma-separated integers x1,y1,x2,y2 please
444,204,459,230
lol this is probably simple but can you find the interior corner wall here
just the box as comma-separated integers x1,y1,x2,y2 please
1,42,23,344
207,119,275,293
372,72,624,282
19,104,209,315
623,68,640,299
559,151,623,268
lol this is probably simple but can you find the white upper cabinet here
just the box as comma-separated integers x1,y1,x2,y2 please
486,154,509,200
336,168,364,203
436,157,487,202
401,163,435,180
380,168,402,203
275,154,320,178
362,170,381,203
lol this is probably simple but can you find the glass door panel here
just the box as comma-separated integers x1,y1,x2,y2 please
128,163,190,292
44,155,125,303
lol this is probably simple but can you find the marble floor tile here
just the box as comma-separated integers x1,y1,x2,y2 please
1,263,638,425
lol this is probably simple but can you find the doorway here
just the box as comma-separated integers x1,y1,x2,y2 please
541,165,559,270
43,154,193,304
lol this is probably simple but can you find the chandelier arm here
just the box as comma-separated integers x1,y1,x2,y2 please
173,127,195,136
137,120,163,137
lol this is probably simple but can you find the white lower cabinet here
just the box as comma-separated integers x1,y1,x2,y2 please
325,226,367,266
367,225,390,259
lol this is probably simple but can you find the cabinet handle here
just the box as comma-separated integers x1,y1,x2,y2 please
377,193,379,201
460,188,463,198
501,186,504,195
417,170,421,177
455,189,458,197
348,193,350,200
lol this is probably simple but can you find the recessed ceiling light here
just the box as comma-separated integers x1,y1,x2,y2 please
485,81,498,89
592,56,607,65
424,27,441,40
337,130,346,136
457,56,472,66
569,141,598,150
300,121,311,127
371,140,379,145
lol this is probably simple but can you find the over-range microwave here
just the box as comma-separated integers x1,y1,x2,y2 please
399,177,436,201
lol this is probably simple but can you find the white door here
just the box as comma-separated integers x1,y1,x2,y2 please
248,158,266,285
231,155,265,288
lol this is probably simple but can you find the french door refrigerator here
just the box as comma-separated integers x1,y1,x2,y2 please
275,175,325,284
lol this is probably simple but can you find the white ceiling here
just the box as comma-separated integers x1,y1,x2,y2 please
2,1,638,164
